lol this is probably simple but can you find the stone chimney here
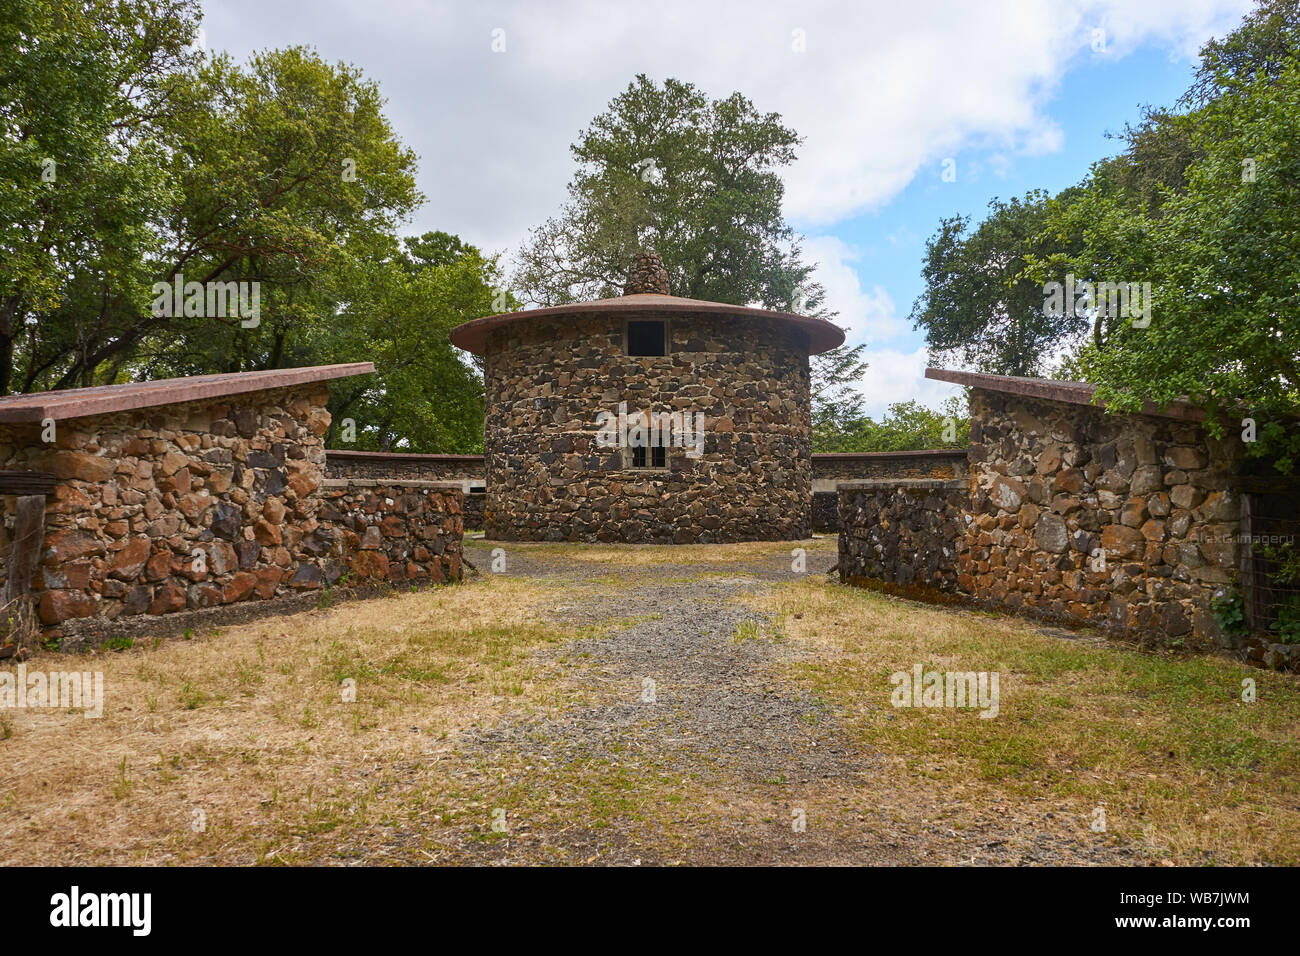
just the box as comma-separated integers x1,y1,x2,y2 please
622,250,671,296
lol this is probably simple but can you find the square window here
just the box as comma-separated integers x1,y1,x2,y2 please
629,445,667,469
627,320,666,356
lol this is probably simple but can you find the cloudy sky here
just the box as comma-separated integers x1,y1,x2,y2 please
202,0,1252,416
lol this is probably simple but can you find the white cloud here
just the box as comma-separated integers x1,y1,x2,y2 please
200,0,1252,252
803,235,908,342
856,346,964,418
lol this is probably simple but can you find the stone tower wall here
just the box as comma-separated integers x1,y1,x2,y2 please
483,310,812,543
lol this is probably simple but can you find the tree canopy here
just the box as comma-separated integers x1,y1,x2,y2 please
512,74,872,449
1,0,500,451
910,0,1300,472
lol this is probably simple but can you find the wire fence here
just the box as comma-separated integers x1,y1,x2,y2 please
1240,496,1300,642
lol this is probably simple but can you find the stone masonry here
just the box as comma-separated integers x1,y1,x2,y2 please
0,377,462,643
963,388,1241,643
483,310,813,543
838,479,968,597
317,479,463,586
327,451,484,529
812,450,967,533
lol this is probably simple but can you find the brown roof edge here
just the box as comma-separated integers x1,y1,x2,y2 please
449,293,846,356
325,450,484,462
924,367,1207,423
0,363,375,424
812,449,967,459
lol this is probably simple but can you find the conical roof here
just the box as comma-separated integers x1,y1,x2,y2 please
450,251,845,355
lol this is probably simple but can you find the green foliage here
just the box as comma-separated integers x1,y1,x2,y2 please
1044,56,1300,471
815,396,970,453
811,342,870,444
910,192,1081,376
311,232,503,452
911,1,1300,474
0,1,500,452
0,0,199,393
1211,589,1248,636
1257,540,1300,585
1270,594,1300,644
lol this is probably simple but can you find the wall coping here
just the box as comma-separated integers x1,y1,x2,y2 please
924,367,1206,422
813,449,967,460
321,478,466,491
0,363,375,424
838,478,968,491
325,450,484,463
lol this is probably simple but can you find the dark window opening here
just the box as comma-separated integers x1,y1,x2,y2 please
630,445,666,469
627,320,666,356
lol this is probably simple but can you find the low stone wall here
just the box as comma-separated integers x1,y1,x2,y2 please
325,450,484,482
834,386,1283,661
964,389,1241,645
317,479,463,585
463,492,485,531
812,449,968,482
811,491,839,535
0,387,464,646
812,450,967,533
838,479,968,596
324,450,484,530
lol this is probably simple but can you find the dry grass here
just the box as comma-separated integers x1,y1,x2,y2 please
751,578,1300,865
6,538,1293,866
0,576,583,865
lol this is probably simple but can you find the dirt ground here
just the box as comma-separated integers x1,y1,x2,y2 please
1,536,1296,866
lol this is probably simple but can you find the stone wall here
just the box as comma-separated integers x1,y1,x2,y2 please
325,451,484,530
963,389,1241,644
325,450,484,482
483,310,812,543
317,479,463,585
812,450,967,532
837,479,968,596
812,491,840,535
812,450,968,482
0,386,463,644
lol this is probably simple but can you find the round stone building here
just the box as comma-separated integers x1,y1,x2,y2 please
449,252,845,543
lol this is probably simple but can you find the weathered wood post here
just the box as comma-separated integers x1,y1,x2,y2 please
0,471,56,654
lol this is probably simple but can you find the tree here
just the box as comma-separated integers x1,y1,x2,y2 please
512,74,866,438
310,231,506,453
816,397,970,453
3,8,424,394
909,192,1081,377
513,75,820,312
1186,0,1300,106
1041,57,1300,472
811,342,869,450
0,0,200,394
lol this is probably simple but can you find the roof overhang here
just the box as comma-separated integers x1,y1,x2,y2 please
449,293,846,355
0,363,375,424
924,367,1207,423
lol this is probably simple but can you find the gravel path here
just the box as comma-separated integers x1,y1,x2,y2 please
406,540,1146,866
